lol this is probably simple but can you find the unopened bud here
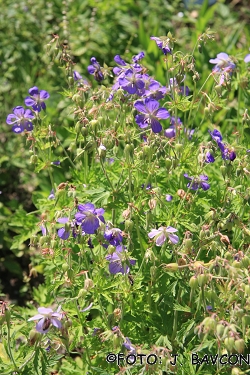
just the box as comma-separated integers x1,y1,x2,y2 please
29,329,42,345
84,278,94,290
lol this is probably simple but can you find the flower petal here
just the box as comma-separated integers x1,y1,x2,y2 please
168,234,179,244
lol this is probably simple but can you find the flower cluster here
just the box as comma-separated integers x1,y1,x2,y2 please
6,87,49,133
209,129,236,161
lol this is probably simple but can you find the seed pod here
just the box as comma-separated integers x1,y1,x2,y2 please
61,263,69,272
67,268,74,280
165,158,172,169
81,126,88,137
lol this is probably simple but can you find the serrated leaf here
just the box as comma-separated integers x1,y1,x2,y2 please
173,302,191,313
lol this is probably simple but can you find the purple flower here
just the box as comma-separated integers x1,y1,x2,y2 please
105,245,136,274
73,70,83,81
148,226,179,245
57,217,71,240
141,183,152,190
6,106,35,133
184,128,195,140
52,160,60,165
24,87,50,112
166,194,173,201
132,52,145,63
209,53,236,73
150,36,172,55
104,228,123,246
123,337,136,355
40,225,47,236
134,98,170,133
144,80,167,100
80,302,93,312
119,69,145,95
75,203,105,234
184,173,210,191
87,57,104,82
244,54,250,63
28,306,62,334
209,129,236,161
205,152,215,163
164,126,175,138
48,189,55,200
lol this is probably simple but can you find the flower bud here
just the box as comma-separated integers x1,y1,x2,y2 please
67,268,74,280
77,288,87,298
125,220,134,232
89,119,99,133
175,143,183,152
61,263,69,272
30,155,38,164
107,245,116,254
81,126,88,137
165,158,172,169
98,145,106,159
84,278,94,290
234,338,245,354
124,144,134,162
216,323,225,338
184,238,192,250
197,273,209,287
224,337,235,351
203,317,216,332
29,329,42,345
231,368,242,375
220,165,227,177
163,263,179,272
189,276,198,290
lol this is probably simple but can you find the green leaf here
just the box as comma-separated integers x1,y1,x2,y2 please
173,302,191,313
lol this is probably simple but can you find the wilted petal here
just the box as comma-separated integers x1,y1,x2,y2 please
80,302,93,312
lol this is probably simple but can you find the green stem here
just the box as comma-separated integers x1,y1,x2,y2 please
171,287,181,342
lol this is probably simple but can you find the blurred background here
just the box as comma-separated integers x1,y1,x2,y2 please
0,0,249,304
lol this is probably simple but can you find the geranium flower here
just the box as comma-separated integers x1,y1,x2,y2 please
57,217,71,240
244,54,250,63
105,245,136,274
25,86,50,112
150,36,172,55
75,203,105,234
148,226,179,245
28,306,62,334
209,53,236,73
134,98,170,133
104,228,123,246
87,57,104,82
184,174,210,191
123,337,136,355
6,106,35,133
119,69,145,95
